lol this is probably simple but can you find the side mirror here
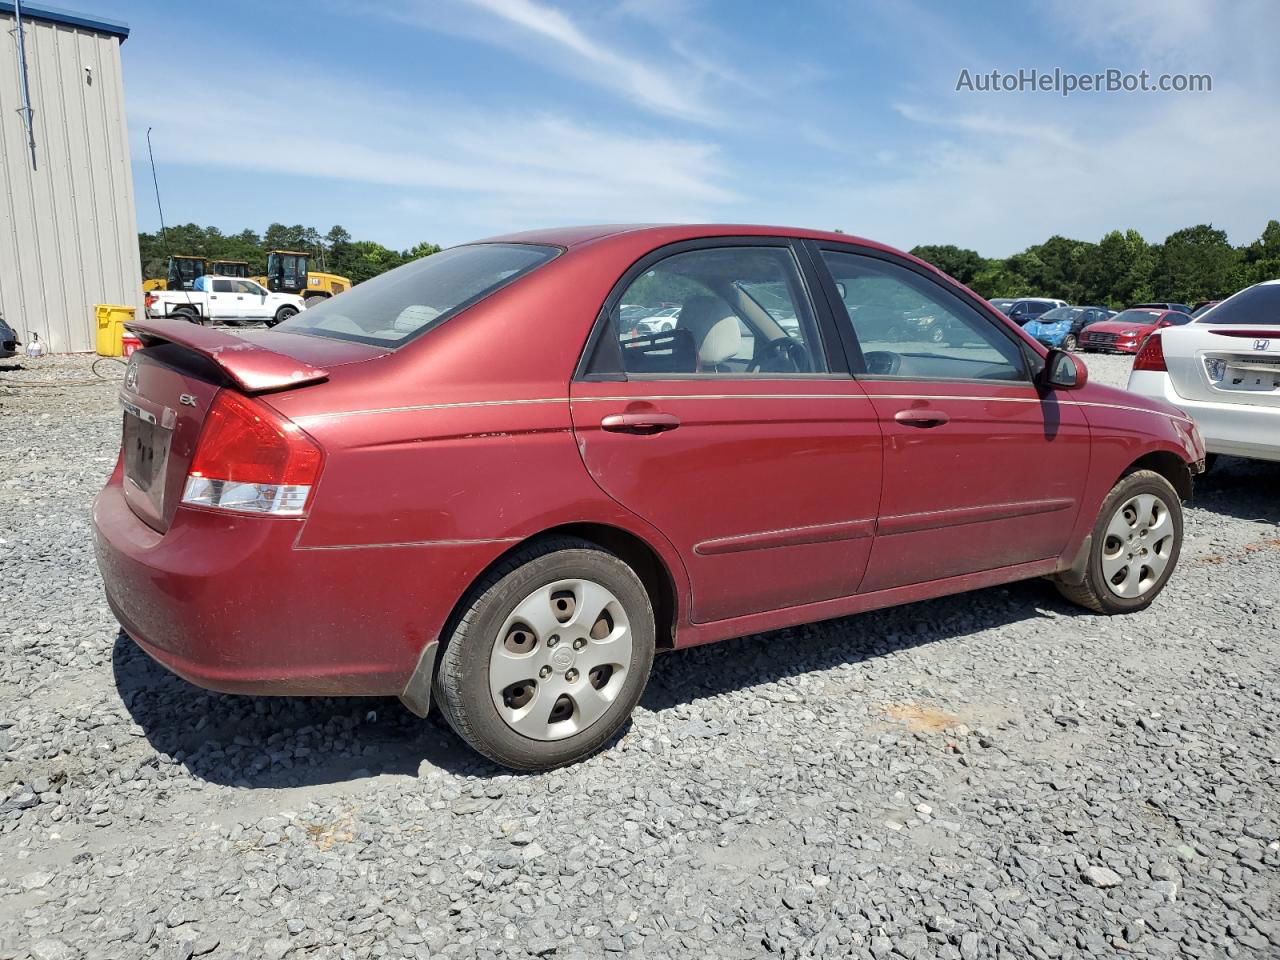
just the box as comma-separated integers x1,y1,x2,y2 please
1042,348,1088,390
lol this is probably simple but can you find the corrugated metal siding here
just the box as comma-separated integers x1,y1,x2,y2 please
0,13,140,353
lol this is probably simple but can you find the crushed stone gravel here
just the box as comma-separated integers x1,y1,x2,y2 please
1,350,1277,959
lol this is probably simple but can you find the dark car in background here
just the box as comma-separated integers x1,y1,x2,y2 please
987,297,1018,314
1190,300,1220,319
1133,302,1193,315
1022,306,1111,351
1006,298,1069,326
0,315,19,359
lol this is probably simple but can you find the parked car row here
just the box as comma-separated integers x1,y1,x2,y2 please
988,296,1207,355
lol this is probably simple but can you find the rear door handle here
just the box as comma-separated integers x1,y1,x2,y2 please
894,409,950,428
600,412,681,435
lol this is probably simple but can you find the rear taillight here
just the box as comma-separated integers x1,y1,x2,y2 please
144,294,156,308
1133,332,1167,372
181,391,323,516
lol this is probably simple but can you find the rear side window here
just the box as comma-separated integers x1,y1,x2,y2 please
212,279,234,293
1194,283,1280,325
586,245,827,377
276,243,560,347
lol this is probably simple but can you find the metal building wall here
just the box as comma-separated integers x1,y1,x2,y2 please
0,11,140,353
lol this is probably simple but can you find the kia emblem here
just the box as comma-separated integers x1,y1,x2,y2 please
1255,339,1271,351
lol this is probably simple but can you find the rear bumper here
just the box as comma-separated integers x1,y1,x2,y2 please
1127,370,1280,462
93,477,495,696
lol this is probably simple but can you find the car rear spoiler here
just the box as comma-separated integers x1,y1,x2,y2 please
126,318,329,393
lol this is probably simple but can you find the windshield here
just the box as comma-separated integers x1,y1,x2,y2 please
1111,309,1164,326
1037,307,1083,323
276,243,561,347
1193,283,1280,325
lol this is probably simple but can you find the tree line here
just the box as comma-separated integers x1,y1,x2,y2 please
140,218,1280,307
910,220,1280,307
137,223,441,286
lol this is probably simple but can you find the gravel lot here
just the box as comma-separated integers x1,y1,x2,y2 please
1,350,1277,960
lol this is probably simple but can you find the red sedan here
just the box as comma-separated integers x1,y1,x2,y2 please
1079,308,1191,354
95,225,1205,769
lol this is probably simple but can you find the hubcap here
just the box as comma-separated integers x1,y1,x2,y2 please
1100,493,1175,598
489,579,632,741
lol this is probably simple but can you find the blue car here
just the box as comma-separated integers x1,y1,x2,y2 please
1023,306,1113,351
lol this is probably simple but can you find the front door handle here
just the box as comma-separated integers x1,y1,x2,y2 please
601,412,681,435
894,409,950,428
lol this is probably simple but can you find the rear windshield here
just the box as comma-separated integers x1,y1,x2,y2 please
275,243,561,347
1194,283,1280,325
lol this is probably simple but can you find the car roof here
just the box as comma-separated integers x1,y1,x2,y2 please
475,223,905,254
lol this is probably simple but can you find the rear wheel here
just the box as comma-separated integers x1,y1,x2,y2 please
434,537,655,770
1055,470,1182,614
270,305,298,327
172,307,199,324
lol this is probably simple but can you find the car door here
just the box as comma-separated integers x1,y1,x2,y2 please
570,239,883,623
207,278,238,319
811,244,1091,593
235,280,271,318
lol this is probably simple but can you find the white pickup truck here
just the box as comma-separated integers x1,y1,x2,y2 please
144,276,305,326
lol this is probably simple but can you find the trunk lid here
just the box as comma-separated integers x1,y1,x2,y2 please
117,321,383,532
1166,326,1280,408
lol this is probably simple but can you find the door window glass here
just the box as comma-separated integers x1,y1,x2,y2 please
589,246,826,377
212,279,234,293
821,250,1027,381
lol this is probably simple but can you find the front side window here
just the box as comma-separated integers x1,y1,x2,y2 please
588,246,827,377
235,280,265,295
276,243,560,347
821,250,1027,381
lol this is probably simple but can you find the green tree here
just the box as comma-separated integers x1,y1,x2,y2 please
908,244,985,285
1153,225,1239,303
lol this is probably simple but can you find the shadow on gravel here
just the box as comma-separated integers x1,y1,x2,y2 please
111,631,493,786
114,575,1079,786
1190,456,1280,525
642,577,1069,714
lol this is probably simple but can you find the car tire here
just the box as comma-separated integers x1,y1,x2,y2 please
1054,469,1183,615
172,307,199,324
270,305,298,327
1063,333,1078,351
433,536,656,770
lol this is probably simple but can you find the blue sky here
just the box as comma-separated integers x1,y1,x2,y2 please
107,0,1279,255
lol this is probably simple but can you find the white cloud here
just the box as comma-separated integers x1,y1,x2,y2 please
127,53,737,243
385,0,723,124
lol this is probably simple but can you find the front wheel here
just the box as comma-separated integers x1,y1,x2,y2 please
270,305,298,327
1055,470,1182,614
433,537,655,770
1062,333,1078,351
